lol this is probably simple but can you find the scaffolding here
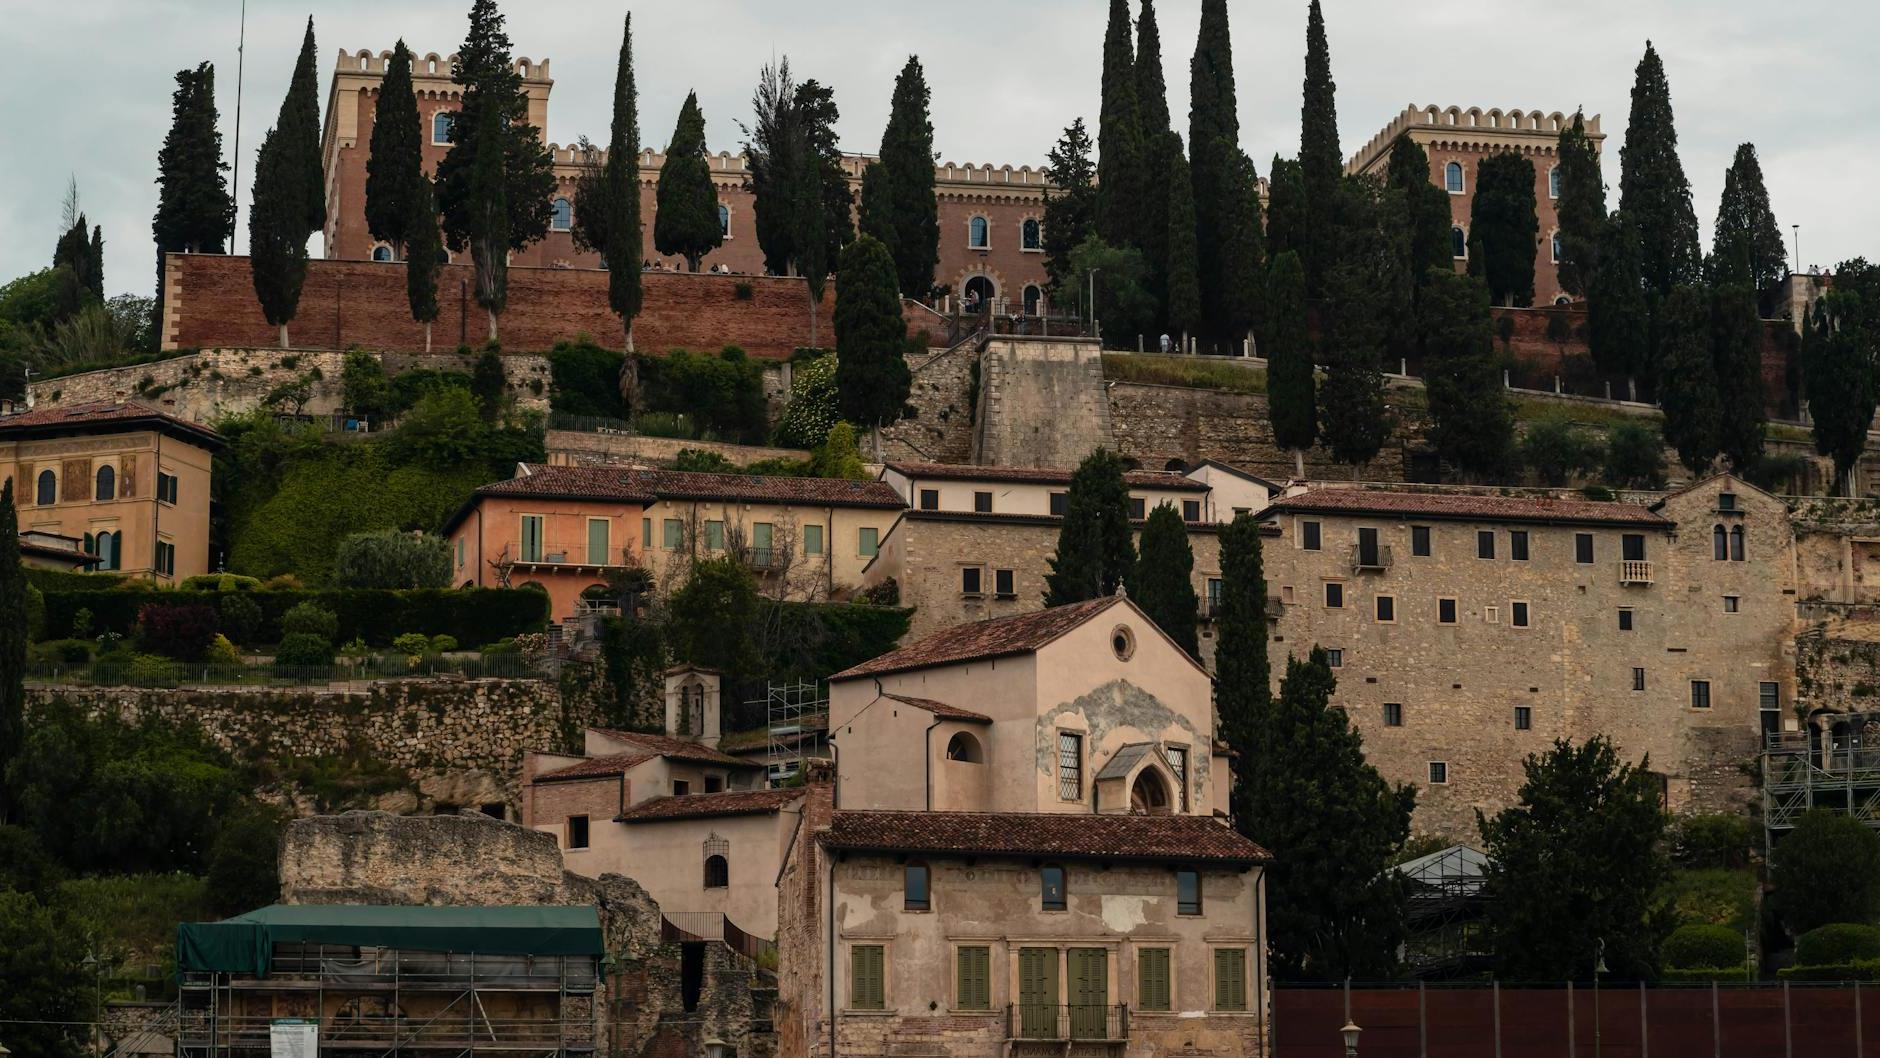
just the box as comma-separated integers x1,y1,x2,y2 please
1762,717,1880,858
755,679,827,787
1395,845,1492,979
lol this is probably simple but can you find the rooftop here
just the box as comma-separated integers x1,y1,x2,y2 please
0,399,224,448
1259,488,1672,528
822,810,1270,865
882,693,993,724
616,788,804,822
452,464,905,528
832,596,1124,681
533,731,759,781
883,461,1209,492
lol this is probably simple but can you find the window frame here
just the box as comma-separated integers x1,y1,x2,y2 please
1509,530,1530,561
1411,525,1432,557
1375,594,1396,623
1511,600,1531,628
858,526,879,558
1514,705,1533,731
1057,732,1083,802
1445,161,1465,194
1438,597,1458,625
1723,595,1740,614
804,524,824,555
550,196,573,232
1575,532,1595,564
1049,492,1068,516
586,517,611,565
94,464,115,502
1213,948,1248,1012
919,488,939,510
1326,648,1344,668
35,468,56,506
955,944,992,1010
904,861,931,912
1176,869,1202,916
1138,946,1172,1012
973,490,993,513
519,514,546,563
662,518,683,550
1040,864,1068,912
1690,680,1712,709
1477,530,1496,560
431,110,455,145
994,568,1016,599
960,566,983,596
157,471,179,505
1021,217,1043,252
1383,702,1404,727
1428,761,1449,785
1633,667,1646,692
850,944,886,1010
1324,581,1345,609
1300,520,1322,551
704,853,729,889
567,814,590,850
968,215,990,249
1182,499,1202,522
1619,607,1635,631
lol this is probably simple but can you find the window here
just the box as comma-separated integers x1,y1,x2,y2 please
1724,595,1740,613
35,469,55,506
1411,525,1432,556
1301,520,1322,550
1183,499,1201,522
1214,949,1247,1011
1511,601,1530,628
1575,533,1595,564
1622,534,1646,561
1719,492,1738,511
520,515,545,562
804,525,823,555
663,519,683,550
1619,608,1634,631
704,520,724,551
859,527,879,557
158,472,179,505
1477,531,1496,559
1451,226,1468,259
1022,217,1042,251
1484,605,1500,624
642,518,652,547
1206,578,1223,615
1515,706,1532,731
850,945,885,1009
1438,598,1458,624
973,491,992,513
1129,497,1146,520
1633,667,1646,691
673,780,690,797
1761,682,1781,737
969,216,989,249
432,110,455,144
904,863,930,911
567,815,589,850
1730,525,1746,561
155,540,176,577
1324,582,1344,608
1510,530,1529,561
94,464,114,501
587,519,610,565
1691,680,1712,709
1713,525,1728,560
1050,492,1068,516
994,568,1016,598
1023,284,1043,315
752,522,773,564
372,244,394,262
961,567,983,595
1376,595,1396,622
1111,626,1135,659
1057,733,1082,801
456,536,465,569
1551,232,1563,263
919,488,939,510
1176,869,1202,915
1445,161,1465,193
704,854,729,888
1383,702,1403,727
1428,761,1448,785
956,946,991,1010
1166,745,1189,811
946,733,983,762
551,197,573,231
1326,648,1344,668
1041,865,1067,911
1549,165,1561,199
704,775,722,793
718,204,730,237
1138,948,1172,1011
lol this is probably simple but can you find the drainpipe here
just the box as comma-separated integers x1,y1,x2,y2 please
923,714,943,811
1254,866,1267,1051
152,431,163,578
827,839,838,1058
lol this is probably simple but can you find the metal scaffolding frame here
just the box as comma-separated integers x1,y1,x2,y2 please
755,679,826,787
1395,845,1492,978
1763,717,1880,859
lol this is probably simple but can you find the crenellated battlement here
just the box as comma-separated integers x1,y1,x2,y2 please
332,47,550,82
539,144,1049,186
1348,104,1603,173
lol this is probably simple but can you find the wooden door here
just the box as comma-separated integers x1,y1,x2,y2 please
1017,947,1058,1038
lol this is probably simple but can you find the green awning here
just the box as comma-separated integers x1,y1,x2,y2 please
177,904,604,977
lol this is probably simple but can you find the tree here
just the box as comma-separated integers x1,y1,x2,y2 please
1068,236,1157,347
742,57,801,275
1318,178,1402,476
1043,449,1135,605
654,92,723,272
1772,810,1880,934
1042,119,1098,300
1264,156,1308,265
792,80,854,273
205,805,286,915
1189,0,1239,342
333,529,452,589
1127,503,1198,656
833,235,911,452
365,41,425,253
1478,736,1672,980
1657,284,1723,475
462,97,511,338
873,56,940,295
1619,41,1703,298
1298,0,1343,297
1521,420,1604,486
601,16,644,353
1247,649,1416,979
1212,149,1266,350
1587,212,1652,390
666,558,762,682
1213,514,1269,828
1134,0,1171,141
1163,144,1201,345
404,177,442,351
152,62,233,320
0,481,23,818
1420,270,1515,480
0,891,93,1058
1555,111,1606,298
1469,152,1539,306
1603,422,1669,489
1384,136,1453,286
1134,1,1174,323
1267,251,1315,477
1711,281,1767,470
1804,281,1879,496
247,140,309,348
1712,143,1787,292
1096,0,1144,254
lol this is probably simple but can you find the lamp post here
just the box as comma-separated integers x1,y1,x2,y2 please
1593,940,1608,1058
1087,268,1101,342
1341,1020,1362,1058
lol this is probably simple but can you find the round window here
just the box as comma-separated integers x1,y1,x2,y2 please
1111,625,1136,661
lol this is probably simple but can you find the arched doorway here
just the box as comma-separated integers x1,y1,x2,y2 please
1130,770,1170,815
963,275,996,312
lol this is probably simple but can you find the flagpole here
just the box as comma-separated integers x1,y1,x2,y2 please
230,0,247,253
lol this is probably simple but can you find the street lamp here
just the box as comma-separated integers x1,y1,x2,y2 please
1087,268,1101,341
1593,940,1609,1058
1341,1020,1362,1058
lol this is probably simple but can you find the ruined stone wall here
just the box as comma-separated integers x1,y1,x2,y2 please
878,343,979,464
547,429,810,470
1795,629,1880,715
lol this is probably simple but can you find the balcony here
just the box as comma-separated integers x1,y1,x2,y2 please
1349,543,1393,573
1619,560,1653,585
1008,1004,1130,1044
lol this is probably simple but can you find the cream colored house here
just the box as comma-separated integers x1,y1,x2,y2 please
880,461,1237,522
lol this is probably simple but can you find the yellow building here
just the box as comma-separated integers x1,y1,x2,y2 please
1,399,221,581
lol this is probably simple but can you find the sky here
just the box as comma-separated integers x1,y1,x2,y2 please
0,0,1874,300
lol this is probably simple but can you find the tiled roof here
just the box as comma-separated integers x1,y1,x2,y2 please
617,788,804,822
822,810,1271,865
473,464,657,504
476,464,905,509
533,751,650,782
1260,488,1672,527
0,399,223,447
884,461,1210,492
591,730,764,769
832,597,1124,680
17,533,100,565
882,693,993,723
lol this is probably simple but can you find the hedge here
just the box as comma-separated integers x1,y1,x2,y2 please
40,587,548,648
1662,924,1744,971
25,568,128,592
1778,959,1880,981
1795,923,1880,967
1659,966,1751,983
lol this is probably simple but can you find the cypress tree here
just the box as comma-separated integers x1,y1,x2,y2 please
794,80,854,274
654,92,724,272
86,226,105,302
1134,2,1174,324
1318,179,1401,476
464,95,511,338
793,116,830,347
1420,270,1515,481
1805,279,1879,496
1656,284,1722,475
249,125,310,348
1164,144,1202,346
404,177,442,352
1042,119,1098,300
742,58,800,276
1619,41,1703,297
1711,281,1766,470
833,235,911,454
1043,448,1135,606
875,56,940,296
54,215,103,304
1298,0,1343,297
1134,0,1171,140
601,15,644,349
1469,152,1538,306
1128,503,1199,657
1384,136,1452,286
1264,156,1308,265
1554,111,1606,297
366,41,424,253
278,19,326,237
858,162,891,248
1588,212,1651,389
0,480,24,817
1214,513,1269,838
1096,0,1143,253
1266,250,1316,478
1712,143,1787,291
1215,149,1266,351
1189,0,1239,340
152,62,233,317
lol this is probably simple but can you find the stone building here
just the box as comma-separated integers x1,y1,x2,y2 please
1256,474,1796,837
1347,105,1606,306
776,596,1272,1058
322,48,1053,308
0,399,221,580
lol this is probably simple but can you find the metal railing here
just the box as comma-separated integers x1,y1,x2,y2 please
548,412,636,435
660,912,778,966
176,1012,596,1050
1349,543,1394,572
1006,1003,1130,1041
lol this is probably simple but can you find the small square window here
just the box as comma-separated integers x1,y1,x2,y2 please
1438,598,1458,624
1619,608,1634,631
1325,582,1344,608
1724,595,1740,613
1484,605,1500,624
1411,526,1432,557
973,491,993,513
859,526,879,557
1477,531,1496,559
1183,499,1201,522
1376,595,1396,622
1510,531,1529,561
919,489,939,510
567,815,590,850
1129,497,1147,520
1326,648,1344,668
1691,680,1712,709
995,568,1015,598
1301,520,1322,551
673,780,690,796
1633,667,1646,691
1511,601,1530,628
961,567,982,595
1575,533,1595,564
1429,762,1448,785
1761,682,1781,710
1050,492,1068,516
1514,706,1532,731
1719,492,1738,511
1383,703,1403,727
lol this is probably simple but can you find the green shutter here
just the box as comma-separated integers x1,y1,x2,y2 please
804,524,823,555
1138,948,1170,1011
587,519,609,565
664,519,683,549
521,516,544,562
642,518,652,547
957,946,990,1010
1214,948,1245,1011
860,526,879,557
852,945,884,1010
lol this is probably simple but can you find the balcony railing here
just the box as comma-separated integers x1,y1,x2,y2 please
1619,560,1653,585
1007,1004,1130,1042
1349,543,1393,572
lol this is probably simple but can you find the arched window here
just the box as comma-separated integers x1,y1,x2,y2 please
690,683,706,736
96,530,120,570
95,465,115,501
371,245,394,262
1445,161,1465,194
1730,525,1746,562
437,248,452,265
1549,166,1561,199
704,854,729,889
718,204,730,237
1164,458,1188,472
1023,284,1042,316
551,198,573,231
1712,525,1728,561
1130,769,1170,815
432,111,455,145
904,862,930,911
945,732,983,762
1555,295,1572,307
969,216,989,249
1451,227,1467,260
1021,218,1041,251
1551,233,1563,263
35,469,56,506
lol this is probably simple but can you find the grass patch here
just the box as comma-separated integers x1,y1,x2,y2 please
1102,354,1267,395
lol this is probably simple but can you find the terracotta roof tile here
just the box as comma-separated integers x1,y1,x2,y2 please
832,597,1123,680
477,464,905,509
884,461,1209,492
590,730,764,769
822,810,1271,865
532,751,652,782
617,788,804,822
882,693,993,723
0,399,223,447
1262,488,1671,527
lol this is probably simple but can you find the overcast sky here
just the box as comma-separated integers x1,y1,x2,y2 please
2,0,1874,300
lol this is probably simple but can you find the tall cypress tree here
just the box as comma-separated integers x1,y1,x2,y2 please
1711,281,1766,470
366,41,424,254
1266,250,1316,477
1469,152,1539,306
248,20,324,350
1134,0,1171,141
1420,270,1515,481
1298,0,1343,297
1215,149,1266,350
601,15,643,349
1805,279,1880,496
1042,119,1098,300
833,235,911,455
1214,513,1269,835
1656,284,1723,475
655,92,724,272
1164,144,1202,346
1318,178,1401,476
0,480,24,817
1619,41,1703,298
152,63,233,318
1588,212,1651,390
1712,143,1787,292
86,226,105,302
1189,0,1239,341
1554,111,1606,298
1096,0,1143,253
1134,1,1174,324
404,177,442,352
1384,136,1452,286
875,56,940,296
464,95,511,338
278,19,326,238
795,80,855,276
741,58,800,276
1264,156,1308,265
793,115,830,347
1044,448,1135,606
1128,503,1199,657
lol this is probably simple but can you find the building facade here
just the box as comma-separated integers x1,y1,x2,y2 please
0,399,221,581
1347,105,1606,306
322,48,1053,308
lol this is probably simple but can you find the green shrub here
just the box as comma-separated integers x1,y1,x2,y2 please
71,606,93,637
1672,813,1753,869
1661,966,1751,982
26,583,44,641
280,602,339,641
673,447,739,473
1796,923,1880,966
28,639,93,665
392,632,433,656
180,573,261,592
480,637,520,655
204,806,285,916
1778,959,1880,981
772,353,839,449
545,339,628,420
639,347,768,442
275,632,334,667
430,634,458,653
1603,422,1668,489
42,587,549,648
125,653,180,686
1662,923,1744,970
333,529,451,590
1668,867,1758,931
1773,810,1880,932
204,634,243,665
217,593,264,645
1521,420,1604,486
24,568,126,592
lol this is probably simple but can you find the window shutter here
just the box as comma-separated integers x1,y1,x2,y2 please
853,945,884,1009
1138,948,1170,1011
957,946,990,1010
1214,949,1245,1011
